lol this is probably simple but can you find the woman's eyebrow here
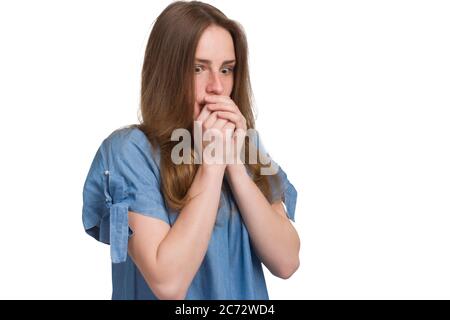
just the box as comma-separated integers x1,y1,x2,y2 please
195,58,236,65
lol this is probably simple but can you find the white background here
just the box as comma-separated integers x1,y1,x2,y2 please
0,0,449,299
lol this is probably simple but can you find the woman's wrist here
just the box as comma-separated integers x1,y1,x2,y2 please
200,163,227,178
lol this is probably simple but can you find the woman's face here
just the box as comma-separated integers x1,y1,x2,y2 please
193,25,236,120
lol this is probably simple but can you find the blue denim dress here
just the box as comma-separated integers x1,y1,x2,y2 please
82,126,297,300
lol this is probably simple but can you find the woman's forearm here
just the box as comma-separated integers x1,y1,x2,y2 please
226,165,300,279
156,164,225,298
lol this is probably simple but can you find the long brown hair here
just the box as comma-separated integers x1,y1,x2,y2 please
137,1,281,211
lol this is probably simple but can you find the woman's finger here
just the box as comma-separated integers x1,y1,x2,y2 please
216,111,247,130
203,111,218,130
222,121,236,140
206,103,239,115
196,103,211,123
204,95,233,105
203,111,229,132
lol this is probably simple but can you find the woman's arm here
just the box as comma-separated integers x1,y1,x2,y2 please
225,165,300,279
128,163,226,300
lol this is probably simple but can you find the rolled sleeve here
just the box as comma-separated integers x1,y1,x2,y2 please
82,128,170,264
271,166,298,222
252,131,299,222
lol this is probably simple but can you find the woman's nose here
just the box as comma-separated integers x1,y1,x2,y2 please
206,72,224,95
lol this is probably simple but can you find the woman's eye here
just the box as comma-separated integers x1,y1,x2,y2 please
195,65,234,74
194,65,204,73
221,67,234,74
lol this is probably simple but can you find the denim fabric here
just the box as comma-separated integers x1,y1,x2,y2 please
82,126,297,300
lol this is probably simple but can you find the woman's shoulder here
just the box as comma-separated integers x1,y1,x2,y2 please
99,124,159,165
102,124,147,149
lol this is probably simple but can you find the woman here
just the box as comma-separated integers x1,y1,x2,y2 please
82,0,300,300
